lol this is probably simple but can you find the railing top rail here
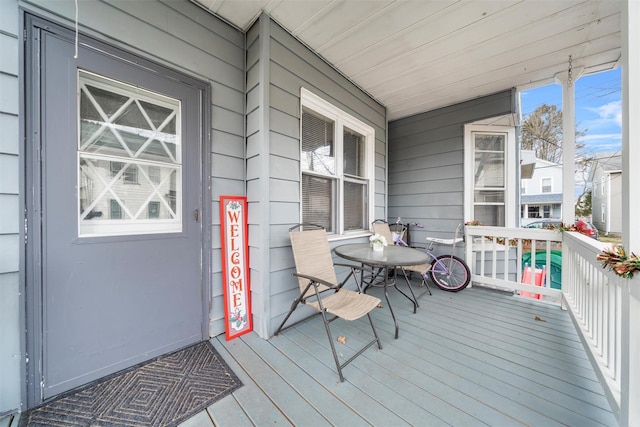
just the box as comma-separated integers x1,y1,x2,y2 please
464,225,562,241
562,228,609,253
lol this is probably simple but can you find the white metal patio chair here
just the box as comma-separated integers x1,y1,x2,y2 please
274,224,382,382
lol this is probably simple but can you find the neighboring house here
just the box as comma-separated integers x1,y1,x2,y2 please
520,155,563,226
590,152,622,237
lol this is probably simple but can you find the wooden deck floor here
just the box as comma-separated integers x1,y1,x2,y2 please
181,281,617,427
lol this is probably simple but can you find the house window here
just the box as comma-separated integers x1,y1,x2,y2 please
148,166,161,184
602,204,606,222
528,206,540,218
601,176,605,195
521,181,527,195
541,178,552,193
300,88,374,234
148,201,160,218
543,205,551,218
110,199,122,219
110,161,138,184
464,125,516,227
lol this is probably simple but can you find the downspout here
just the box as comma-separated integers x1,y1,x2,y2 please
385,119,388,221
606,173,612,235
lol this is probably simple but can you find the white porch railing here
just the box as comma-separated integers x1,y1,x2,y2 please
561,230,622,417
465,225,639,426
464,225,564,303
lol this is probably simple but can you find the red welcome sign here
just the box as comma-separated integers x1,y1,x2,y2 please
220,196,252,340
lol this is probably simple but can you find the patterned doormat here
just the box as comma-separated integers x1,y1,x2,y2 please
19,341,242,427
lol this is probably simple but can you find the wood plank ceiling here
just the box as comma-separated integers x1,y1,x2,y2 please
192,0,622,121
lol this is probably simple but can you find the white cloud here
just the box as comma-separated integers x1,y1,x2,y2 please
586,100,622,128
579,133,622,142
576,134,622,153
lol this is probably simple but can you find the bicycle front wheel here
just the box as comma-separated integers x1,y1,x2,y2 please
429,255,470,292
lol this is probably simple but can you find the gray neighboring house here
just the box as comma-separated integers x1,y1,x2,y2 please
590,152,622,237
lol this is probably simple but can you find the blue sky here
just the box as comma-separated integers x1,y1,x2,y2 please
520,67,622,156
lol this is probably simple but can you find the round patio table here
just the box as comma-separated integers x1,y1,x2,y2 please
334,243,429,339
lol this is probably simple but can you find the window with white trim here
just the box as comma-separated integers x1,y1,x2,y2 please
78,70,182,237
464,125,516,227
602,204,606,222
541,177,552,193
300,89,374,235
601,176,605,195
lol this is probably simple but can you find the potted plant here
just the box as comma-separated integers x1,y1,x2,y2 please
369,233,388,252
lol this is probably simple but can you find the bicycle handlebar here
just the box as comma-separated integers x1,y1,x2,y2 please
395,217,423,228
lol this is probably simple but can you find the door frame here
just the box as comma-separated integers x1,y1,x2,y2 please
21,12,212,408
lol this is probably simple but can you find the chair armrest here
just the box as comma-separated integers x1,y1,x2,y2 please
334,262,377,275
333,263,377,292
292,272,339,290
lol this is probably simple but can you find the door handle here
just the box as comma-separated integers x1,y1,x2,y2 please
194,209,199,223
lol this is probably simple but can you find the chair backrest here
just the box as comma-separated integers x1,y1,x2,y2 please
371,221,394,244
289,227,337,297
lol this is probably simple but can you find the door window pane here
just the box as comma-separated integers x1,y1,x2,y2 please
78,70,182,236
475,205,505,227
474,190,504,203
472,133,506,226
474,152,504,187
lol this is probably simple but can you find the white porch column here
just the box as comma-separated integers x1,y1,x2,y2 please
555,66,581,225
623,0,640,249
620,2,640,427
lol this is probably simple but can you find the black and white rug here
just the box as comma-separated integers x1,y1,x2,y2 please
19,341,242,427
